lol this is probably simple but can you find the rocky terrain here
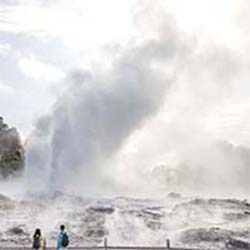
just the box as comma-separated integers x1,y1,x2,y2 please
0,192,249,249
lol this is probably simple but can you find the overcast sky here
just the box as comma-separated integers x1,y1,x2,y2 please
1,0,250,147
0,0,136,136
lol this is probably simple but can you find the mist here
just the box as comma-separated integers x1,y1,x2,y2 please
25,20,187,194
22,1,250,197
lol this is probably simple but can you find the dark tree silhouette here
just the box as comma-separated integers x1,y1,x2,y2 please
0,117,24,177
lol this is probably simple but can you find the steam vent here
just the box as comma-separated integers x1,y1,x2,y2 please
0,117,24,177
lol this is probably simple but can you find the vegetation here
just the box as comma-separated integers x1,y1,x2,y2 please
0,117,24,178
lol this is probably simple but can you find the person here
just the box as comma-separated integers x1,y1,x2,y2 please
57,224,69,250
32,228,45,250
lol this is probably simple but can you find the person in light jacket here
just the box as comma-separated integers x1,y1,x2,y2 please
57,224,69,250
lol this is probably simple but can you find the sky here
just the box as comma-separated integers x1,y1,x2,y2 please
1,1,250,195
0,0,249,144
0,0,137,136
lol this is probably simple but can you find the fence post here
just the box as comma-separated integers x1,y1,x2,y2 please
166,239,170,249
104,237,108,250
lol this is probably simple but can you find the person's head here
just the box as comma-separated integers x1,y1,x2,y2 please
34,228,41,237
60,225,65,231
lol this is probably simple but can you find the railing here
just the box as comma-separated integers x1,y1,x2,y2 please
0,238,204,250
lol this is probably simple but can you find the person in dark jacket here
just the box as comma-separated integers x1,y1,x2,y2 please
33,228,45,250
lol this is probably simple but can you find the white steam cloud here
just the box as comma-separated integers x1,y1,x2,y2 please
25,1,250,197
26,23,189,193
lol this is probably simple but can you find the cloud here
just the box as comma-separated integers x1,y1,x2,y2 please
0,80,13,95
0,43,11,55
23,0,250,197
0,0,136,50
18,56,64,82
0,0,250,196
26,19,189,193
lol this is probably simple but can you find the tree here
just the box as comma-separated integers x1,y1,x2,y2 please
0,117,24,178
